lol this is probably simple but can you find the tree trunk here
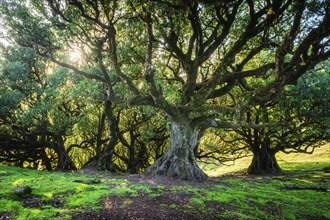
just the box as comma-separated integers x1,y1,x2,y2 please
145,120,207,181
55,135,77,170
99,141,116,172
41,149,52,171
98,98,117,172
247,148,281,175
96,113,106,161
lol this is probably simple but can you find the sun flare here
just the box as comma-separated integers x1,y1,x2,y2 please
68,49,84,63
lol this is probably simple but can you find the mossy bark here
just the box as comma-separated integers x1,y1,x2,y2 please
145,120,207,181
98,98,117,172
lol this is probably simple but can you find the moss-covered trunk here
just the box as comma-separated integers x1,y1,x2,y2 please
145,120,207,181
247,147,281,174
98,98,117,172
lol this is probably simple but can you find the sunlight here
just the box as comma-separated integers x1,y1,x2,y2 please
68,49,84,64
43,192,53,198
67,44,92,66
13,179,28,186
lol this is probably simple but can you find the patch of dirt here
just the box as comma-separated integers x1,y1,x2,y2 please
73,193,205,220
71,168,285,219
21,197,63,209
0,211,11,220
22,197,42,208
204,200,233,212
72,176,235,220
246,200,281,216
43,198,63,208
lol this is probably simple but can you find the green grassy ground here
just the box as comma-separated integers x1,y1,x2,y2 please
0,144,329,219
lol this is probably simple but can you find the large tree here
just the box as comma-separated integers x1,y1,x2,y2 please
1,0,329,180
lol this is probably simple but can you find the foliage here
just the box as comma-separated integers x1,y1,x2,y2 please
0,45,168,172
201,61,330,173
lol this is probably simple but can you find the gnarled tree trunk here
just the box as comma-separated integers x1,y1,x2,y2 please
98,98,117,172
247,147,281,174
55,138,77,170
145,120,207,181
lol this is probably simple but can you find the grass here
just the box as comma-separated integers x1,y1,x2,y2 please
0,143,329,219
0,168,110,219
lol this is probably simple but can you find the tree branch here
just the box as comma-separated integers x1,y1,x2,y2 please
200,119,288,129
49,57,107,82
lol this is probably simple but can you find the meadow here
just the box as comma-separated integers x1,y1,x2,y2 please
0,144,329,219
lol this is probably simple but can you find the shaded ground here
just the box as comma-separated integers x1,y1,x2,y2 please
73,169,213,220
74,194,207,220
72,170,234,220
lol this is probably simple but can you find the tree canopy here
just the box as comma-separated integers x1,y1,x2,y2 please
0,0,329,180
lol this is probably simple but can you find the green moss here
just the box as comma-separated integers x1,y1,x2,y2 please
132,184,153,193
149,193,161,197
1,151,329,220
190,197,205,207
107,178,129,185
156,185,165,190
169,204,177,209
110,186,137,196
0,165,113,219
185,204,194,209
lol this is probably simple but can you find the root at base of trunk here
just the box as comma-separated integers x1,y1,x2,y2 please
145,155,207,181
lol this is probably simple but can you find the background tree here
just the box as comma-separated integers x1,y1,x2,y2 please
202,61,330,174
0,46,78,170
101,107,169,173
0,46,168,172
1,0,329,180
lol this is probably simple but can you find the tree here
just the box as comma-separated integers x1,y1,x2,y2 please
98,107,169,173
203,61,330,174
246,68,330,174
0,46,78,170
1,0,329,180
0,47,168,173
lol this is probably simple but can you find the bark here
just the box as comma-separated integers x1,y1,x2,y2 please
96,113,106,161
247,147,281,174
40,149,52,171
54,135,77,170
98,99,117,172
145,120,207,181
98,140,116,172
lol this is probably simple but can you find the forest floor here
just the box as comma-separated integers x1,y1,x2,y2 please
1,163,329,219
72,167,330,220
73,170,237,220
0,145,329,219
